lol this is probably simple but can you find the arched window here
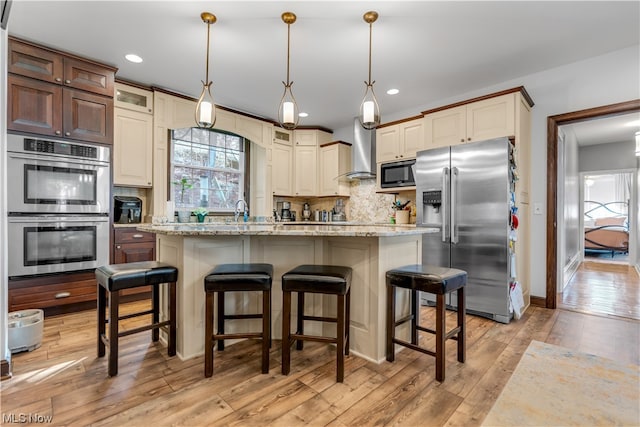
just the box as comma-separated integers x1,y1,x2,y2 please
171,127,246,213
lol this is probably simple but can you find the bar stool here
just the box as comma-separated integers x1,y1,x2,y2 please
386,265,466,382
204,263,273,376
281,264,352,382
96,261,178,377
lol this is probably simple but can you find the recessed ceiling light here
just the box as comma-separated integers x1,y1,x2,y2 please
125,54,143,63
299,112,309,118
386,89,399,95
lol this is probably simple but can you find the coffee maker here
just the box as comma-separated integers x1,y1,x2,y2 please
280,201,292,221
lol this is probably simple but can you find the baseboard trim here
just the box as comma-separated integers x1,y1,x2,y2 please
1,358,12,381
530,296,547,308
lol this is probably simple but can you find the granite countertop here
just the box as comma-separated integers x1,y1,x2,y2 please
137,222,436,237
113,222,153,228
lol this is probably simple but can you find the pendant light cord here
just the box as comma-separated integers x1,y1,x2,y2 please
367,21,372,85
286,22,291,85
205,22,211,83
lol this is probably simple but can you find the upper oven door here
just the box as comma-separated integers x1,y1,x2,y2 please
7,136,110,214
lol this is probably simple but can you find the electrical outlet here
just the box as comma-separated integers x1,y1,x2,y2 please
533,203,543,215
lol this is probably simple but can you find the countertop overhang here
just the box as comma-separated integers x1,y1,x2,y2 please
137,222,436,237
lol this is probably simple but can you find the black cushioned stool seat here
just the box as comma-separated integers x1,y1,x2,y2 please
386,265,467,382
281,264,352,382
204,263,273,376
96,261,178,377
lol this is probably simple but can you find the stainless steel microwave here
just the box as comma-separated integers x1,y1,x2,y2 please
380,159,416,188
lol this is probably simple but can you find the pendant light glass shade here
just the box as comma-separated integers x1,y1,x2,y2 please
359,11,380,130
635,131,640,156
278,12,299,130
195,12,217,128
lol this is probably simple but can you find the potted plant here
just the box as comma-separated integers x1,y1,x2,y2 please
192,207,209,223
173,177,193,204
173,177,193,223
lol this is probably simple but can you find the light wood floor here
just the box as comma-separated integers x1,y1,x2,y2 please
561,261,640,320
2,298,638,426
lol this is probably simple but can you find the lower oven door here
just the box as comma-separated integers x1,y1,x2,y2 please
8,215,109,278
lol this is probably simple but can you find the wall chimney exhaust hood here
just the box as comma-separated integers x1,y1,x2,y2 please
345,117,376,180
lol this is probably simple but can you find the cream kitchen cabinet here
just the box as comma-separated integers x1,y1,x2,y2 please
294,128,331,147
293,145,318,196
424,92,516,148
319,141,352,197
376,117,424,162
113,83,153,187
272,142,293,196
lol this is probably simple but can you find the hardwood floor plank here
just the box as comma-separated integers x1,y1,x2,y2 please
321,366,387,417
3,292,637,427
335,361,435,426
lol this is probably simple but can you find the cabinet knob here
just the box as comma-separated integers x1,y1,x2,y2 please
55,77,62,82
460,139,464,142
55,130,61,135
55,292,71,299
65,79,71,84
65,132,71,136
467,138,471,141
400,155,404,158
147,182,151,185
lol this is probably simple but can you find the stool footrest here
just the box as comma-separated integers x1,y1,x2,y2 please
392,338,436,357
290,333,336,345
223,314,263,320
302,315,337,324
117,309,155,321
394,313,414,327
213,332,264,341
118,320,171,338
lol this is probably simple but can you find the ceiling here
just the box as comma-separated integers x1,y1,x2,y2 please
6,1,640,132
563,112,640,147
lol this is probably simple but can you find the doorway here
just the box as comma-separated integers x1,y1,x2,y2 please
546,99,640,309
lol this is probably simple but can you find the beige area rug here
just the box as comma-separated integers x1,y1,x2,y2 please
482,340,639,426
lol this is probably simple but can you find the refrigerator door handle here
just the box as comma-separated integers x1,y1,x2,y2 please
451,167,459,244
442,167,449,242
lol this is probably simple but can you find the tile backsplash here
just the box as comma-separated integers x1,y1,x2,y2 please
274,180,416,224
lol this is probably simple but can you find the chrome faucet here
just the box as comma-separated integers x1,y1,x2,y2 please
234,199,248,222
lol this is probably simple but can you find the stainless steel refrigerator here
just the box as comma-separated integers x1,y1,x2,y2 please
416,137,516,323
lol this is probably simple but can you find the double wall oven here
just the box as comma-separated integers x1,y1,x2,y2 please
7,133,110,278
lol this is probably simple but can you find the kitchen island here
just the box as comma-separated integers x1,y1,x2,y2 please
138,222,435,362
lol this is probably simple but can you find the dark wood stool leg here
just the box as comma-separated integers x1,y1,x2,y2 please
411,289,419,345
268,288,272,349
345,288,350,356
168,281,177,357
386,283,395,362
435,293,446,382
97,284,106,357
261,289,270,374
457,287,466,363
296,292,304,350
336,294,345,383
108,290,120,377
282,290,291,376
217,291,225,351
205,291,214,377
152,283,160,342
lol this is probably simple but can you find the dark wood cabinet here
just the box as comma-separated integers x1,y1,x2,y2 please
8,271,97,313
7,36,116,145
113,227,156,297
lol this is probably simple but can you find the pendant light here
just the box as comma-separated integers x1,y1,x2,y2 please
195,12,217,128
278,12,299,130
635,131,640,156
359,11,380,130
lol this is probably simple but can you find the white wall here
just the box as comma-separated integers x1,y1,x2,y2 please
561,128,580,269
580,140,638,172
334,44,640,298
